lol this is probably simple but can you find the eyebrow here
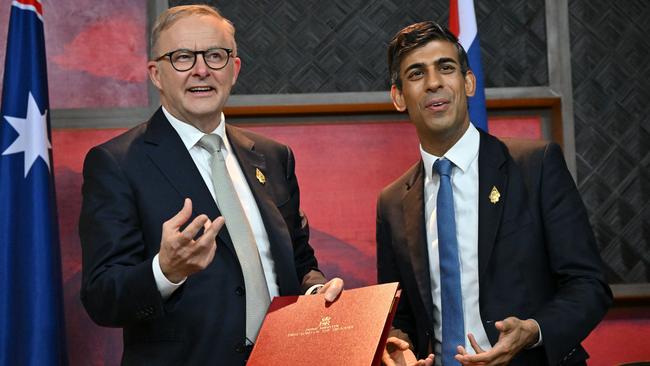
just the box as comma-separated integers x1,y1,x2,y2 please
403,57,459,74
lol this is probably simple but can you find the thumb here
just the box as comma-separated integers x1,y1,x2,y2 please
386,336,411,351
167,198,193,229
495,317,517,333
319,278,344,302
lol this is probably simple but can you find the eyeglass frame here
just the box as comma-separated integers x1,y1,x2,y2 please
154,47,234,72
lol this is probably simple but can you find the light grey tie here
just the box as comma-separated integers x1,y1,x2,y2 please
198,134,270,343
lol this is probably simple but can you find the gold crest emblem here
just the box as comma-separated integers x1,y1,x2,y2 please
489,186,500,204
255,168,266,184
319,316,331,328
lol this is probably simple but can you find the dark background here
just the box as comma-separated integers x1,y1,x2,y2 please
168,0,649,284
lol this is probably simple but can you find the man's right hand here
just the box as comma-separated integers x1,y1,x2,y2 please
382,337,435,366
159,198,225,283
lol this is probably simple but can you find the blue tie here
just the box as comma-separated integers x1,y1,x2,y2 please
434,158,464,366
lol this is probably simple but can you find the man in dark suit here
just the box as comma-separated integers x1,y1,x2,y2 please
377,21,611,366
79,5,342,365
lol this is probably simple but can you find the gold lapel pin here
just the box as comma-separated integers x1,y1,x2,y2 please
255,168,266,185
489,186,500,204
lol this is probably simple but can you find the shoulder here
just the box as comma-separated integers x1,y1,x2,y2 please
84,122,148,166
378,161,422,203
226,124,291,162
479,130,563,173
228,125,287,150
96,123,148,153
500,137,555,167
483,132,572,196
499,137,569,183
83,110,168,170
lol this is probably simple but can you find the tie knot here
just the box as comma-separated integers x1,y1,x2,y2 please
433,158,454,177
198,134,223,154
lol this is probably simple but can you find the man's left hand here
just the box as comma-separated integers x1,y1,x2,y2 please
317,277,344,302
454,317,539,366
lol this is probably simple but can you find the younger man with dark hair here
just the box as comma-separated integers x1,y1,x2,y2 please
378,21,611,366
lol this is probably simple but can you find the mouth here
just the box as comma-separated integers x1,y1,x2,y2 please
187,86,215,94
424,98,449,112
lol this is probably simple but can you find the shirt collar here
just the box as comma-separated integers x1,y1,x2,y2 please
420,123,480,178
162,107,229,151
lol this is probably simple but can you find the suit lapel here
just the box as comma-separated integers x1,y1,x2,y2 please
226,125,300,294
402,162,435,321
477,131,508,282
141,109,236,254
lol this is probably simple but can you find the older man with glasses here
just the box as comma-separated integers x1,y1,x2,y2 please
78,5,343,366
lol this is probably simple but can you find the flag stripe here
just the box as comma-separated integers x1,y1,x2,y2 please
449,0,459,35
12,0,43,20
455,0,478,51
449,0,488,131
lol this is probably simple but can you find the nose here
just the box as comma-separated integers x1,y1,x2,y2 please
191,53,210,77
425,68,442,92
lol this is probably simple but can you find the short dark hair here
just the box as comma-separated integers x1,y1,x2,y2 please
387,21,469,89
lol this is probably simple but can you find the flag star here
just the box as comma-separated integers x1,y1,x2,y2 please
2,92,51,177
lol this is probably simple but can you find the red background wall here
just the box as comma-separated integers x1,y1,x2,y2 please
54,119,649,365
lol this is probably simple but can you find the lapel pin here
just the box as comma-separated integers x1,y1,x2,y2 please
255,168,266,185
489,186,500,204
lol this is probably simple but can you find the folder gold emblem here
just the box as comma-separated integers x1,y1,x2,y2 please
256,168,266,185
489,186,500,204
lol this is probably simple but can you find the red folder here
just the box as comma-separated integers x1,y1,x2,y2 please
247,282,401,366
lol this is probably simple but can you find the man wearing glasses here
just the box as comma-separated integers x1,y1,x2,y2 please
79,5,342,365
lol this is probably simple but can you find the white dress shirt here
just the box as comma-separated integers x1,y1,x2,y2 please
421,123,492,357
152,107,279,299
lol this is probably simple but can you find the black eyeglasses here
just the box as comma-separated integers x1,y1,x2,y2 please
155,47,233,72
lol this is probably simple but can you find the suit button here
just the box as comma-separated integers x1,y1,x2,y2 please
235,286,245,296
235,343,244,353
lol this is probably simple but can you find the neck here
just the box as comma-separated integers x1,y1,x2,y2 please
161,104,222,134
190,118,221,134
420,121,469,157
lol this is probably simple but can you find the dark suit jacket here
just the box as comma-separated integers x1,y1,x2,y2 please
79,108,325,365
376,131,612,366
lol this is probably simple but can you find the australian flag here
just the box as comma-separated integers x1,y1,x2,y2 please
449,0,488,131
0,1,68,365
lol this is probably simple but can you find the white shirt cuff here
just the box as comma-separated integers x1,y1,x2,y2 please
152,254,186,299
527,318,543,348
304,284,324,295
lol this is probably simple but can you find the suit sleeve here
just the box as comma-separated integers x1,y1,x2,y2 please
531,143,612,364
79,146,165,327
376,194,418,345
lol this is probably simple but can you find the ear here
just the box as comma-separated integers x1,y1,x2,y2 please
464,69,476,97
231,57,241,86
390,84,407,112
147,61,163,91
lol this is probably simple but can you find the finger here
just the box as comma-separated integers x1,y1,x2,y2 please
165,198,193,230
381,349,397,366
186,217,223,270
494,316,517,333
422,354,435,366
197,216,224,245
455,348,496,364
180,214,210,243
386,337,410,352
207,216,225,237
468,333,485,353
457,345,468,355
203,217,212,231
319,277,344,302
